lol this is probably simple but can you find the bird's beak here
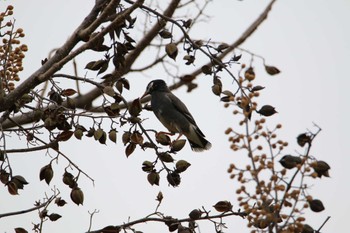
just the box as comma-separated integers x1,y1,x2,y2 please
141,91,149,99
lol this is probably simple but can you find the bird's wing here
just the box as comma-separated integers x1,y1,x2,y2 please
166,92,197,126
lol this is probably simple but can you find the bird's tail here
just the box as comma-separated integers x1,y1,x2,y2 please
186,125,212,152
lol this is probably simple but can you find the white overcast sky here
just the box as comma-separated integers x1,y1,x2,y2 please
1,0,349,232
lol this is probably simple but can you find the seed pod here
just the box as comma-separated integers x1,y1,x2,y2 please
62,171,76,188
183,55,195,65
11,175,29,190
122,131,131,145
147,171,160,186
211,84,222,96
308,199,325,212
167,172,181,187
48,213,62,221
14,228,28,233
158,152,174,163
165,43,178,60
159,29,172,39
0,170,9,184
302,224,314,233
311,160,330,178
156,133,171,146
213,201,233,212
129,98,142,117
55,197,67,207
142,161,154,172
108,130,117,143
297,133,312,147
189,209,202,220
171,139,186,151
244,67,255,81
71,187,84,205
7,181,18,195
265,65,281,75
39,164,54,185
201,65,212,75
257,105,277,117
279,155,302,169
175,160,191,173
74,129,83,140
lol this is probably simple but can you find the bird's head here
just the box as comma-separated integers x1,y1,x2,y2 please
141,79,169,99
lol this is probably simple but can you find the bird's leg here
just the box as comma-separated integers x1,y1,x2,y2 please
175,133,183,141
159,131,175,136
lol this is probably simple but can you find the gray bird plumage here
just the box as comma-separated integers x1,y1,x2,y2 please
142,79,211,152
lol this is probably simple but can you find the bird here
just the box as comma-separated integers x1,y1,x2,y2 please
141,79,211,152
